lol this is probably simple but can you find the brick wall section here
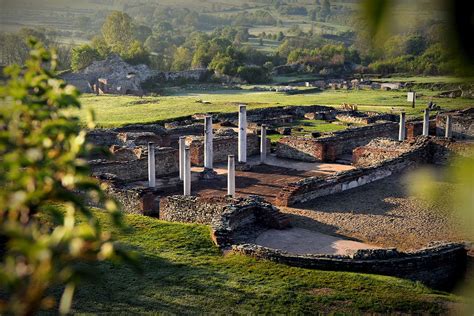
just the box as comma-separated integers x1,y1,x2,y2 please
275,139,431,206
233,243,467,289
186,133,269,166
276,122,399,162
90,147,179,181
406,120,436,139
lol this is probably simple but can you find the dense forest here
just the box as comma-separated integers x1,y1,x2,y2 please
0,0,468,82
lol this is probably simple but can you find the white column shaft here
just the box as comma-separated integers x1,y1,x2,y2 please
204,116,213,169
148,142,156,188
238,105,247,163
445,115,452,138
183,147,191,196
423,109,430,136
178,136,185,180
399,112,406,141
227,155,235,197
260,124,267,163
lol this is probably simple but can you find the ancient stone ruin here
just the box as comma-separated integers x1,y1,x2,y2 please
85,104,474,288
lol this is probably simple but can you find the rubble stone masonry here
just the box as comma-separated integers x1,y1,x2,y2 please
276,122,399,162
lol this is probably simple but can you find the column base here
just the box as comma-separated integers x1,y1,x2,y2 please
235,162,253,171
199,168,218,179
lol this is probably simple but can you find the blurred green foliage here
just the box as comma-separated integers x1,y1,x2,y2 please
0,40,134,315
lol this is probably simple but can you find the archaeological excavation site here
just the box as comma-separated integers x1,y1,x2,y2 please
87,104,474,289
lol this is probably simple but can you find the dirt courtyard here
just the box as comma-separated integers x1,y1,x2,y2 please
281,172,470,251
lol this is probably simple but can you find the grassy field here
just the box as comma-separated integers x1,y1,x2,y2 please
75,87,473,127
61,209,458,314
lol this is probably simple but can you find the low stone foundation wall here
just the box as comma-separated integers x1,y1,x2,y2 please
436,109,474,140
233,242,467,289
335,112,396,125
275,139,430,206
90,147,179,181
276,122,399,162
186,131,268,166
159,196,231,224
352,138,426,167
429,138,474,165
159,195,290,246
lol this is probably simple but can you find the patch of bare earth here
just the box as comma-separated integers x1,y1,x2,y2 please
281,172,470,251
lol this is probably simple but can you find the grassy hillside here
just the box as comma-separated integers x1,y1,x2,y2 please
64,210,458,314
74,87,472,127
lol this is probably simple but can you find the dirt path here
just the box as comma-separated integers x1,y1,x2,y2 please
281,172,470,251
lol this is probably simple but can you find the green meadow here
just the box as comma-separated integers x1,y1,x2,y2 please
60,209,458,314
76,86,472,128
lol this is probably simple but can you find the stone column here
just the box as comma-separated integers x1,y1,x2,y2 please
422,109,430,136
147,142,156,188
227,155,235,197
398,112,406,141
238,104,247,163
204,115,213,169
260,124,267,163
183,147,191,196
445,115,452,138
178,136,186,181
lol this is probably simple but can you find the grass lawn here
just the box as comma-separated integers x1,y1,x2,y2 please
64,210,458,314
75,87,473,128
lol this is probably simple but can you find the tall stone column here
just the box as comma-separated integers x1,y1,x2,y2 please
148,142,156,188
445,115,452,138
398,112,406,141
183,147,191,196
178,136,186,181
238,104,247,163
260,124,267,163
227,155,235,197
422,109,430,136
204,115,213,169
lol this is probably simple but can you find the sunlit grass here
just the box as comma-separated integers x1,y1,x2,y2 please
58,209,460,314
74,86,473,128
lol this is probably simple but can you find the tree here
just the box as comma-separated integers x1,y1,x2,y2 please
0,40,132,315
191,45,211,69
321,0,331,20
71,44,101,72
123,40,150,65
208,53,235,75
102,11,134,55
91,36,111,58
171,46,193,71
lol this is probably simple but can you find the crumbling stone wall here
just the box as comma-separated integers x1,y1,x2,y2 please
159,196,231,224
214,105,333,125
436,109,474,140
90,147,179,181
275,139,430,206
186,131,268,166
87,125,170,148
335,112,397,125
352,138,425,167
276,122,399,162
158,196,290,245
429,138,474,165
233,242,467,289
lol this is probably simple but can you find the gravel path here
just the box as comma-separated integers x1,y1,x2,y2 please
281,172,470,251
